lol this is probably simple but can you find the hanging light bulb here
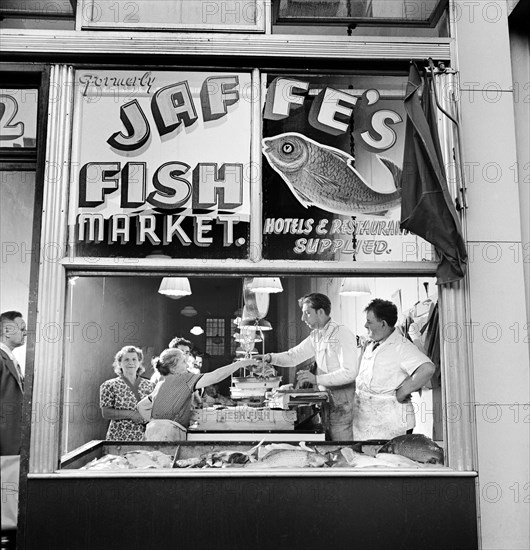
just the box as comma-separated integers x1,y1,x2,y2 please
248,277,283,293
339,278,372,296
158,277,192,297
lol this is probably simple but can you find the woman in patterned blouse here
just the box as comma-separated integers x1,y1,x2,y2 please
100,345,155,441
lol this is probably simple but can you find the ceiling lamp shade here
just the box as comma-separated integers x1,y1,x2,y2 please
239,318,273,331
340,278,372,296
248,277,283,293
190,326,204,336
180,305,198,317
158,277,192,297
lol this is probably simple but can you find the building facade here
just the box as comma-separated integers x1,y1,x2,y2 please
1,1,528,549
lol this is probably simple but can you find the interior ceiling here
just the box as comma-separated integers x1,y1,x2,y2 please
165,277,242,316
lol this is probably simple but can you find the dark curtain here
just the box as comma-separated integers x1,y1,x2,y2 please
400,63,467,284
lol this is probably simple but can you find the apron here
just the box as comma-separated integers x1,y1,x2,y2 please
326,385,355,441
352,342,408,441
144,419,187,442
352,388,408,440
314,334,355,441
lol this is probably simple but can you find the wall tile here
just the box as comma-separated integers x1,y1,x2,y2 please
475,403,530,550
459,91,521,241
467,242,529,404
453,0,513,89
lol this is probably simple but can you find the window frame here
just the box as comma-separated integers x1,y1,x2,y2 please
0,63,50,549
272,0,449,28
24,56,475,475
76,0,269,33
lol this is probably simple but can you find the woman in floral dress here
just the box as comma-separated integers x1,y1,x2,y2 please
100,345,154,441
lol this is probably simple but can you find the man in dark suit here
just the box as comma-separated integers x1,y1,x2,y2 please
1,310,26,545
0,310,26,455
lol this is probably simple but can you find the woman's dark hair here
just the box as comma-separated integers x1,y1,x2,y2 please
298,293,331,316
168,336,193,349
364,299,398,327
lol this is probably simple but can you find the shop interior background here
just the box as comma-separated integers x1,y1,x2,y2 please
60,274,440,457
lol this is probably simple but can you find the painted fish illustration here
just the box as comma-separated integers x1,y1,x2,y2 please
262,132,402,215
378,434,444,465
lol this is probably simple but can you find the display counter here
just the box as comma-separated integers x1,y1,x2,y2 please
22,440,478,549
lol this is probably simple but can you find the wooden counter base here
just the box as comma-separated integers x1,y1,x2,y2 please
22,474,478,549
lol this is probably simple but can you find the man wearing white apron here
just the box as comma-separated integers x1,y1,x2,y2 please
260,293,358,441
353,299,435,441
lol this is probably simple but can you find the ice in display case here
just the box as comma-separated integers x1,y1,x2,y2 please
60,437,449,472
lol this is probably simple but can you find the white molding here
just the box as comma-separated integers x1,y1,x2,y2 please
30,64,75,473
436,71,476,471
58,257,438,275
0,29,452,60
439,280,477,471
30,470,477,479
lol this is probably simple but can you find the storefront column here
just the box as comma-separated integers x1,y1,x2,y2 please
29,64,74,473
452,1,530,548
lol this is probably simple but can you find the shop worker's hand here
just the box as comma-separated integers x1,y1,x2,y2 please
395,387,412,403
296,370,316,386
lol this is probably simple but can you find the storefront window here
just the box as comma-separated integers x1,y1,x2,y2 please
0,88,38,149
0,171,36,369
77,0,267,32
0,88,39,366
262,73,433,262
68,69,253,260
0,1,75,30
272,0,449,37
60,274,441,469
274,0,448,26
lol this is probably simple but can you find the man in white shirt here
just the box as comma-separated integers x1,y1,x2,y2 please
353,299,435,440
260,293,358,440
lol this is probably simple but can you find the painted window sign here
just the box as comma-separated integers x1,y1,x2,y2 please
0,89,38,148
68,71,252,259
261,74,433,262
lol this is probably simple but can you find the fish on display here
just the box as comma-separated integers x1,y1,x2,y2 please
246,449,327,468
372,453,420,468
339,448,392,468
377,434,444,465
262,132,402,216
174,456,204,468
